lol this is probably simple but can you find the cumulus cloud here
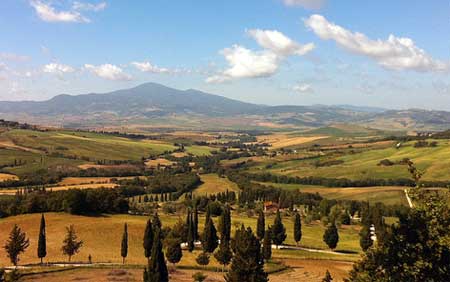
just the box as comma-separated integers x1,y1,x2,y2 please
292,83,313,93
131,61,170,74
282,0,325,9
248,29,315,56
304,14,449,72
30,1,105,23
84,64,131,81
72,1,107,11
43,63,75,74
207,30,314,83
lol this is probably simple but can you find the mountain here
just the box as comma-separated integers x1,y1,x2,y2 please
0,82,449,131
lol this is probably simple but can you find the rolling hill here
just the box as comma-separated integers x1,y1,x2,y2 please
1,82,450,130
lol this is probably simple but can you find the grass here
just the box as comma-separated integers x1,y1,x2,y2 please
194,174,240,196
0,212,361,267
258,182,409,206
249,140,450,182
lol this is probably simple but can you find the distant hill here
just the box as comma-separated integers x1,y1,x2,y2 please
0,82,449,131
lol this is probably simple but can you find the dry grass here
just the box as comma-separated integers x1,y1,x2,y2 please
58,177,116,186
145,158,176,168
0,173,18,182
77,164,137,170
194,174,240,196
0,183,118,196
257,134,328,149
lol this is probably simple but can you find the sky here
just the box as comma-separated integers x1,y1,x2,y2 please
1,0,450,110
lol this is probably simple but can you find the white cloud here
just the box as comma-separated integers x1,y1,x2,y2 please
30,0,105,23
248,29,315,56
292,83,313,93
72,1,107,11
207,30,314,83
304,14,449,72
0,63,6,72
84,64,132,81
43,63,75,74
282,0,325,9
131,61,170,74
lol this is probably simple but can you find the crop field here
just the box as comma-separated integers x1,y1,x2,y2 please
258,182,409,206
193,174,240,196
257,133,329,149
248,140,450,182
0,212,360,267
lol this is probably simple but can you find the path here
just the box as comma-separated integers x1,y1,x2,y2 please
404,188,413,208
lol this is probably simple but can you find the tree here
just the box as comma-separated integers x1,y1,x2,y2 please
152,212,162,230
201,217,218,253
196,252,210,268
271,210,286,248
144,228,168,282
193,204,199,241
61,225,83,262
359,225,373,252
214,239,233,271
256,209,265,240
322,270,333,282
225,225,268,282
121,223,128,264
37,214,46,264
192,272,207,282
219,205,231,242
262,228,272,261
166,239,182,267
187,212,195,252
4,224,30,266
143,218,154,260
293,212,302,246
323,224,339,250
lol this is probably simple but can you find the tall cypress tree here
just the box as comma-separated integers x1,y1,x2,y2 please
293,212,302,246
219,205,231,242
271,210,286,248
262,228,272,261
37,214,46,264
187,212,195,252
143,219,153,260
202,217,218,253
121,223,128,264
152,213,162,230
193,203,199,241
225,225,268,282
145,228,168,282
257,210,265,240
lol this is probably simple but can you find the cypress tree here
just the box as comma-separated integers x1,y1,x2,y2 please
271,210,286,248
187,213,195,252
202,217,218,253
225,225,268,282
4,224,30,266
143,219,154,260
121,223,128,264
323,224,339,250
196,252,210,268
219,205,231,242
37,214,46,264
256,210,265,240
193,204,199,240
262,228,272,261
205,204,211,223
293,212,302,246
145,228,168,282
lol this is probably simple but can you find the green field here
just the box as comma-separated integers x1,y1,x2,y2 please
249,140,450,182
194,174,240,196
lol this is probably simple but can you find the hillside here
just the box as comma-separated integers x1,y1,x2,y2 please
1,82,450,130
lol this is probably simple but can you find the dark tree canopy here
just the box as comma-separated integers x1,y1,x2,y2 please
323,224,339,250
271,210,286,247
293,212,302,246
225,225,268,282
61,225,83,262
145,228,168,282
121,223,128,264
256,210,265,240
143,219,154,259
37,214,47,263
202,217,218,253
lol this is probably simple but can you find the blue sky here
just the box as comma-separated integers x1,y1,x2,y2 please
1,0,450,110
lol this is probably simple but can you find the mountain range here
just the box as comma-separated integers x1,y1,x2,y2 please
1,82,449,131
